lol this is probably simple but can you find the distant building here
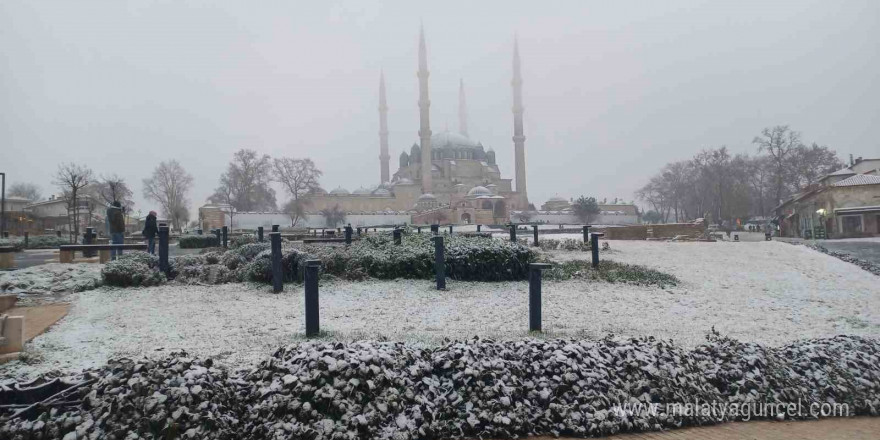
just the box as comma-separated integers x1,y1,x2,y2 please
775,157,880,238
23,194,107,235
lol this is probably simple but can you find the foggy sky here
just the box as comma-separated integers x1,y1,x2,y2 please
2,0,878,216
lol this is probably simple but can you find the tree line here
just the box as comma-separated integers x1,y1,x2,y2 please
636,125,843,224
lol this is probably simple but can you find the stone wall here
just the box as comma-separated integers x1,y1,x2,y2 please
595,223,705,240
509,211,641,226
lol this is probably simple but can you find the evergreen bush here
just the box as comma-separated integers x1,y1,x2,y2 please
178,235,219,249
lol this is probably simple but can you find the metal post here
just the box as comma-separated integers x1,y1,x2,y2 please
158,225,170,275
448,225,453,234
83,227,95,257
509,223,517,242
222,226,228,248
270,232,282,293
272,224,279,233
433,236,445,290
56,230,62,238
532,225,539,247
393,228,402,245
477,224,481,232
24,231,28,248
258,226,264,242
1,231,7,238
321,229,325,237
213,228,221,246
357,227,362,236
304,259,321,337
431,224,439,235
0,173,5,237
591,232,604,268
582,225,590,243
529,263,551,332
345,225,352,244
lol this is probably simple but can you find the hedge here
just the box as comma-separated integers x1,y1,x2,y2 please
178,235,219,249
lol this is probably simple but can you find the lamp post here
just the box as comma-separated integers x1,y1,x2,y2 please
0,172,5,237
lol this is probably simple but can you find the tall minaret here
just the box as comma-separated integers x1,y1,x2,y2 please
417,25,433,193
459,78,468,137
378,70,390,184
512,35,529,207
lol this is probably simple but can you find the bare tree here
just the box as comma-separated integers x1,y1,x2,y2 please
753,125,802,206
789,143,843,190
320,205,346,228
143,160,193,232
211,149,276,213
273,157,322,227
8,182,42,202
54,163,93,242
96,174,135,207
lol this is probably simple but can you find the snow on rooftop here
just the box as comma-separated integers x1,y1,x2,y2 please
831,174,880,187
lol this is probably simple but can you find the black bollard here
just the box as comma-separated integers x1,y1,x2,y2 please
532,225,539,247
337,227,341,235
582,225,591,243
509,223,517,242
373,228,377,232
321,229,325,237
270,232,283,293
477,224,481,232
213,229,221,246
272,224,279,233
2,231,7,238
24,231,28,248
590,232,604,268
417,226,421,234
158,225,170,275
393,228,402,245
197,228,203,235
304,259,321,337
431,224,439,235
344,225,353,244
448,225,453,234
357,227,362,236
258,226,264,242
56,230,62,238
222,226,228,248
529,263,552,332
83,227,95,257
432,235,446,290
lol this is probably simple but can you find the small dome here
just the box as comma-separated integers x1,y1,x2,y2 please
352,187,372,195
548,196,567,202
330,187,350,195
372,188,391,196
467,186,492,197
417,193,437,201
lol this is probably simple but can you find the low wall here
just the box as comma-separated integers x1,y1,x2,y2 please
510,211,640,226
225,212,414,229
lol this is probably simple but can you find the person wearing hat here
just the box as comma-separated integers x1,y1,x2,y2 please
143,210,159,255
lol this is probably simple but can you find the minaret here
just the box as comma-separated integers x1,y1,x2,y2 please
512,35,529,207
378,70,390,184
459,78,468,137
417,25,433,193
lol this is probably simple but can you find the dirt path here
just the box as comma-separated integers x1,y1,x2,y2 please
5,304,70,341
523,417,880,440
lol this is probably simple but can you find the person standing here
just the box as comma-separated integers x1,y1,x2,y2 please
106,201,126,260
143,210,158,254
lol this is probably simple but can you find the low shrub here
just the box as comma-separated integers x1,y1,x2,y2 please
101,252,166,287
0,235,69,251
229,233,257,249
0,238,24,252
544,259,678,287
178,235,219,249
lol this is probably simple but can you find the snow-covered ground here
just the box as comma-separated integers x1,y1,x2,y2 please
3,240,879,379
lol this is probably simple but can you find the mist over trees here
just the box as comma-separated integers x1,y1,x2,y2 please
637,126,842,224
7,182,42,202
143,160,194,232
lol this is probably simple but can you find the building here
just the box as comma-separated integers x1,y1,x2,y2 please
24,194,108,235
775,157,880,238
305,27,529,225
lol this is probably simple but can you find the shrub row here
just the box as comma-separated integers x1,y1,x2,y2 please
0,235,69,251
178,235,219,249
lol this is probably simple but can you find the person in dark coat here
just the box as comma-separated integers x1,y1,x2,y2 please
106,201,126,260
143,211,159,254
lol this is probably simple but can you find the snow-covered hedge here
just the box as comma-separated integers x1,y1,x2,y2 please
101,252,166,287
0,263,103,293
0,235,68,251
2,334,878,439
178,235,219,249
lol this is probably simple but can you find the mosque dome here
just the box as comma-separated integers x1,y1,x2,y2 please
352,187,372,195
548,196,567,202
417,193,437,201
372,188,392,196
393,177,415,185
467,186,492,197
329,187,350,195
431,131,479,149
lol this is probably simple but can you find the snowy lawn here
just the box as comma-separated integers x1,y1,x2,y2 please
3,240,879,380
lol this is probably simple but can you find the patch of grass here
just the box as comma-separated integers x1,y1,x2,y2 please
543,259,678,288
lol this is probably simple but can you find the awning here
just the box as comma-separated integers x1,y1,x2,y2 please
834,205,880,215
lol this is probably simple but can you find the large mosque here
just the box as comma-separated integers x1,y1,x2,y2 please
306,27,531,225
